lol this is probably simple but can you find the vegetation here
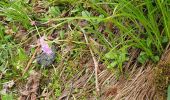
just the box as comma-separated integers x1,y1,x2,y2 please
0,0,170,99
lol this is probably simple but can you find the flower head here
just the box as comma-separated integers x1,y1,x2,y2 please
39,36,52,55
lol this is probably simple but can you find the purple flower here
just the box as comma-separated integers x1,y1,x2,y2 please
39,36,52,55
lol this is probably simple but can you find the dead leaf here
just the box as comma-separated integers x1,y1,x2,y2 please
58,74,89,100
19,70,41,100
4,26,14,35
0,80,15,95
105,87,118,97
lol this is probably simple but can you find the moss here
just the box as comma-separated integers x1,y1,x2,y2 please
154,63,170,100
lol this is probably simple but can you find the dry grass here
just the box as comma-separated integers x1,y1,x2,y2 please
99,49,170,100
102,64,157,100
56,49,170,100
55,57,157,99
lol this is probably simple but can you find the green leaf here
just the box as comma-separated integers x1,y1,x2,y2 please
18,48,28,60
107,61,117,69
162,36,168,43
48,6,61,17
82,10,91,17
146,37,152,47
2,94,13,100
105,51,117,59
119,52,128,62
168,85,170,100
137,52,148,64
59,30,65,39
152,56,160,62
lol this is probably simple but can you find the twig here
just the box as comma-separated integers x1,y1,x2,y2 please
22,45,40,76
66,81,74,100
82,29,100,93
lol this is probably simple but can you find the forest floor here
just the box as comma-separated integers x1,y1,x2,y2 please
0,0,170,100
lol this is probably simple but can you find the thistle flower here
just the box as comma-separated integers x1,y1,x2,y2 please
36,36,56,67
39,36,52,55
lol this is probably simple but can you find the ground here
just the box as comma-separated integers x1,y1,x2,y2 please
0,0,170,100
